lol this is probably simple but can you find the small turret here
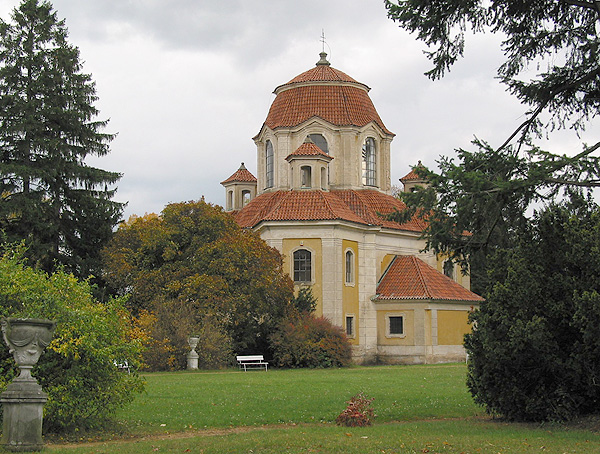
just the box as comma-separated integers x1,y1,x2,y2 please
220,162,257,211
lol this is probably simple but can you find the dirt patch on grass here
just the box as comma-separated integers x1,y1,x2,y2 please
46,423,300,449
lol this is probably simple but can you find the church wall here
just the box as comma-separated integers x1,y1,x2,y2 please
256,221,476,364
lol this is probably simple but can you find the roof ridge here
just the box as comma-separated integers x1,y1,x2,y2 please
320,191,342,220
412,256,432,299
377,255,398,287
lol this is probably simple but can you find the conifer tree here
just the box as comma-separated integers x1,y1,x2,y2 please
0,0,123,280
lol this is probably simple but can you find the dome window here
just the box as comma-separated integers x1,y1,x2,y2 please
362,137,377,187
307,134,328,154
266,140,274,188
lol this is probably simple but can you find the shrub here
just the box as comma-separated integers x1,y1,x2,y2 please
0,246,145,432
137,303,234,371
293,287,317,314
335,392,376,427
269,312,352,368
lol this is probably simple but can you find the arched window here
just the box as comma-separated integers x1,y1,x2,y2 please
265,140,274,188
301,166,312,188
362,137,376,186
227,190,233,210
345,250,354,284
308,134,328,154
242,190,251,206
293,249,311,283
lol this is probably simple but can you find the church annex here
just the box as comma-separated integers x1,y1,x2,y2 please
221,52,483,364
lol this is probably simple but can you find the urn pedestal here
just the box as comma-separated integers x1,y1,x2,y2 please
187,336,200,370
0,318,56,452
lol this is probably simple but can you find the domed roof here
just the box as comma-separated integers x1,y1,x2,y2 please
258,52,393,137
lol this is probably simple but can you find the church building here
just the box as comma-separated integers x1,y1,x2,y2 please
221,52,483,364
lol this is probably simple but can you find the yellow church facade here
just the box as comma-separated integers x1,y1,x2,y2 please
221,52,483,364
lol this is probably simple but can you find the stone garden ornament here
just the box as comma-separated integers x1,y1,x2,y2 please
187,335,200,370
0,318,56,452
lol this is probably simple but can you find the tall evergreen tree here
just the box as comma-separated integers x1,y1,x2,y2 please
385,1,600,292
0,0,123,280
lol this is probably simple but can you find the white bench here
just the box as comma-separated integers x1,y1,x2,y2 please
236,355,268,371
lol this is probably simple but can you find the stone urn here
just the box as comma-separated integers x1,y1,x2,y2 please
187,336,200,370
1,318,56,452
1,318,56,382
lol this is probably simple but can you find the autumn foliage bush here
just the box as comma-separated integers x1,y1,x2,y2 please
335,392,376,427
269,311,352,368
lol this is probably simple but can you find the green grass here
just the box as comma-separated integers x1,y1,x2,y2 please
44,364,600,453
118,364,479,432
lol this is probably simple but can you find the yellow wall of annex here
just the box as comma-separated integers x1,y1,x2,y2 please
380,254,396,279
376,310,415,346
437,310,472,345
342,239,359,344
282,238,323,315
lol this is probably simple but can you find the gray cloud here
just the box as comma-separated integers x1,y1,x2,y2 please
0,0,593,219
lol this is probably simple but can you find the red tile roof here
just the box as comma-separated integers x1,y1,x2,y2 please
220,163,257,185
231,189,427,232
283,64,360,85
286,142,333,161
376,256,484,302
400,161,427,182
257,55,393,137
263,84,393,136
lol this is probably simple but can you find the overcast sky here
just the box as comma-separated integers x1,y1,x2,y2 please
0,0,593,220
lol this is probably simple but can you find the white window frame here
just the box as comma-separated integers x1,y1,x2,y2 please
344,248,355,286
345,314,356,338
385,313,406,338
292,247,313,284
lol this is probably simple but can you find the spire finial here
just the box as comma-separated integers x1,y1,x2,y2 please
317,30,331,66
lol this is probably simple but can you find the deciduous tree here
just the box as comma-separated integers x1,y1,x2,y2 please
0,0,123,281
102,200,294,368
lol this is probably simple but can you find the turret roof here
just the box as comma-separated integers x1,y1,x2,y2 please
400,161,427,182
220,162,257,185
285,140,333,161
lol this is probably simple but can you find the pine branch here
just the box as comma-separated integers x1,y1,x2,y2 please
561,0,598,11
497,68,600,153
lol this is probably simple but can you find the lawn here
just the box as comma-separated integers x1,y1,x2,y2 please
45,364,600,453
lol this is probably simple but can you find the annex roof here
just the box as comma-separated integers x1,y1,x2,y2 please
231,189,427,232
220,163,257,185
376,255,484,302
